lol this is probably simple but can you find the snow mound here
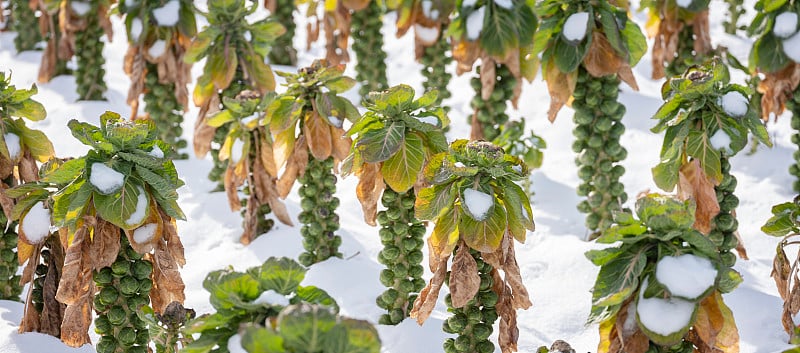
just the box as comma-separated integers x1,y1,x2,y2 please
563,12,589,42
231,138,245,164
719,91,748,118
4,133,20,160
656,254,717,300
243,30,252,42
494,0,513,9
252,290,290,306
462,0,477,8
466,6,485,40
153,0,180,27
414,24,439,43
783,31,800,62
149,145,164,158
463,188,493,221
133,223,157,244
637,280,696,336
130,18,143,41
709,130,732,154
90,163,125,195
775,12,798,39
21,201,51,244
70,1,91,16
126,186,148,226
148,40,167,58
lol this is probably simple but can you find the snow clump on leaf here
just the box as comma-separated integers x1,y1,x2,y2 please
90,163,125,194
655,254,717,300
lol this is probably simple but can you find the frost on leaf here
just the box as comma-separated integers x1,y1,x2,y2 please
89,163,125,195
656,254,717,300
463,188,493,221
20,201,51,245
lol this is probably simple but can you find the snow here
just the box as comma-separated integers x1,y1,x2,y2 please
465,6,485,40
90,163,125,195
4,133,20,160
133,223,158,244
152,0,180,27
126,186,148,226
230,138,245,164
226,334,246,353
21,201,51,244
784,31,800,62
241,113,259,126
719,91,749,118
676,0,693,8
416,115,438,126
462,0,477,8
149,145,164,158
494,0,513,9
130,18,143,42
463,188,493,221
655,254,717,300
636,280,696,336
414,25,439,43
0,7,797,353
70,1,91,16
710,129,732,153
148,40,167,58
774,12,798,38
562,12,589,42
454,162,466,168
243,30,252,42
421,0,436,19
252,290,290,306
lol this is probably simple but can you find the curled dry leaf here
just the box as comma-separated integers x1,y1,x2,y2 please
224,164,245,211
19,242,44,334
598,298,649,353
355,162,385,226
148,238,186,313
124,46,146,119
544,61,578,122
452,40,480,76
480,58,497,101
277,136,309,198
692,11,712,59
449,243,481,308
0,185,15,220
677,159,720,235
410,253,450,325
323,4,351,65
304,112,333,161
583,32,639,91
253,155,293,227
55,227,93,347
91,219,122,269
194,94,221,157
501,237,531,310
331,127,352,169
19,151,39,182
689,291,740,353
758,63,800,121
491,268,519,353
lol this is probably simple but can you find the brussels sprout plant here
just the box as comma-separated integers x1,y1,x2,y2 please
651,60,771,265
12,113,187,350
342,84,448,325
762,196,800,344
535,0,646,237
184,257,380,353
588,194,741,353
748,0,800,192
409,140,534,353
186,0,284,189
268,60,358,266
491,120,546,196
61,0,114,100
642,0,713,79
265,0,297,66
447,0,537,140
11,0,41,52
119,0,197,159
351,1,388,100
0,72,54,304
295,0,352,65
35,0,70,82
137,302,195,353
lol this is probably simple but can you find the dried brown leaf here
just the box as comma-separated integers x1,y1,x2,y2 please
39,245,66,337
502,237,532,310
90,219,121,269
259,132,278,177
330,127,352,168
253,156,293,227
0,186,15,221
451,40,480,76
733,229,748,260
692,11,712,57
159,210,185,266
758,64,800,121
276,137,308,198
18,152,39,182
544,61,577,122
480,58,497,101
677,159,720,235
304,112,333,161
617,62,639,91
613,300,649,353
691,291,739,353
583,32,623,78
224,165,243,211
148,240,186,313
449,243,480,308
491,268,518,353
56,227,93,347
773,247,791,300
410,254,450,324
355,163,385,226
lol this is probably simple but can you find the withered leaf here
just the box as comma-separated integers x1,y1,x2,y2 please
678,159,720,235
304,112,333,161
583,32,623,79
355,163,384,226
758,64,800,121
123,202,162,255
91,219,122,269
224,165,244,211
330,127,352,168
692,291,739,353
492,269,519,353
18,152,39,183
148,240,186,313
276,136,308,199
449,243,480,308
502,237,532,310
613,300,649,353
410,254,449,325
544,61,577,122
480,58,497,101
56,227,93,347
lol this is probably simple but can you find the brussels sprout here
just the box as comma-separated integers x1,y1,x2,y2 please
128,346,148,353
482,307,498,322
96,336,118,353
112,261,131,277
407,250,424,264
118,327,137,346
444,338,457,353
721,233,738,251
454,335,472,352
380,269,395,287
479,291,499,307
715,214,736,233
120,276,140,296
708,230,725,247
108,306,127,326
476,340,495,353
138,278,153,293
575,112,594,126
393,223,409,235
132,261,153,280
587,192,604,208
98,287,119,305
472,323,493,341
382,246,401,261
95,268,114,284
467,307,483,323
722,252,737,267
447,314,467,332
587,135,603,149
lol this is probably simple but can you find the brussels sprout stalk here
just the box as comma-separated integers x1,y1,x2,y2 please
470,64,513,141
298,156,342,266
11,0,41,52
267,0,297,66
442,249,497,353
711,157,741,266
723,0,745,35
421,35,452,114
74,2,107,101
0,209,21,301
143,64,188,159
351,1,388,99
788,92,800,192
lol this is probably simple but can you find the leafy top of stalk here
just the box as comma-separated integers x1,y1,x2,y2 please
535,0,646,121
0,72,54,165
748,0,800,73
119,0,197,43
763,195,800,237
208,91,276,170
651,59,771,191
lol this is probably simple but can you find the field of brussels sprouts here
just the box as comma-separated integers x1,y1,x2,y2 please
0,0,798,352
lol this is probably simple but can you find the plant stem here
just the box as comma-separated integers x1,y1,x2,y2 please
351,1,388,100
298,156,342,266
723,0,744,35
788,91,800,192
268,0,296,66
143,63,187,159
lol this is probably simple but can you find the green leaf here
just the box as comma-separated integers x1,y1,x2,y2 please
381,132,424,193
251,257,307,295
365,84,415,111
135,165,179,201
762,202,797,236
415,182,456,221
278,304,338,353
591,244,648,307
621,19,647,65
338,319,381,353
480,6,518,58
11,188,48,222
683,230,720,259
203,269,262,310
68,119,114,152
324,76,357,93
6,99,46,121
94,181,149,229
240,325,285,353
500,179,534,242
598,8,624,57
358,121,406,163
293,286,339,312
553,37,582,73
686,130,722,183
269,96,304,133
717,268,743,293
585,246,625,266
414,89,438,108
596,222,648,244
42,158,85,185
460,198,507,253
118,151,163,171
635,194,695,232
751,34,790,73
206,110,236,127
763,0,789,13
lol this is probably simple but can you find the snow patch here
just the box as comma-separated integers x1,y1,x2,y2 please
149,145,164,158
21,201,51,244
252,290,290,306
243,30,252,42
421,0,436,19
494,0,513,9
462,0,477,7
130,18,143,41
454,162,466,168
148,40,167,58
241,113,260,126
226,334,247,353
622,300,638,335
775,12,799,38
512,164,522,173
414,24,439,43
466,6,485,40
709,130,732,154
4,133,20,160
463,189,493,221
231,138,245,164
676,0,693,8
70,1,91,16
327,116,342,127
153,0,180,27
637,279,696,336
126,186,148,226
656,254,717,299
720,91,749,118
90,163,125,195
133,223,158,244
783,31,800,62
562,12,589,42
416,115,439,126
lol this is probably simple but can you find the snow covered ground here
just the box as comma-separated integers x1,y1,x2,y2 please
0,1,796,352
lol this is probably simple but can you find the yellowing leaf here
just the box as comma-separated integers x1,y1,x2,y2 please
304,112,333,160
381,132,424,193
459,199,506,253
